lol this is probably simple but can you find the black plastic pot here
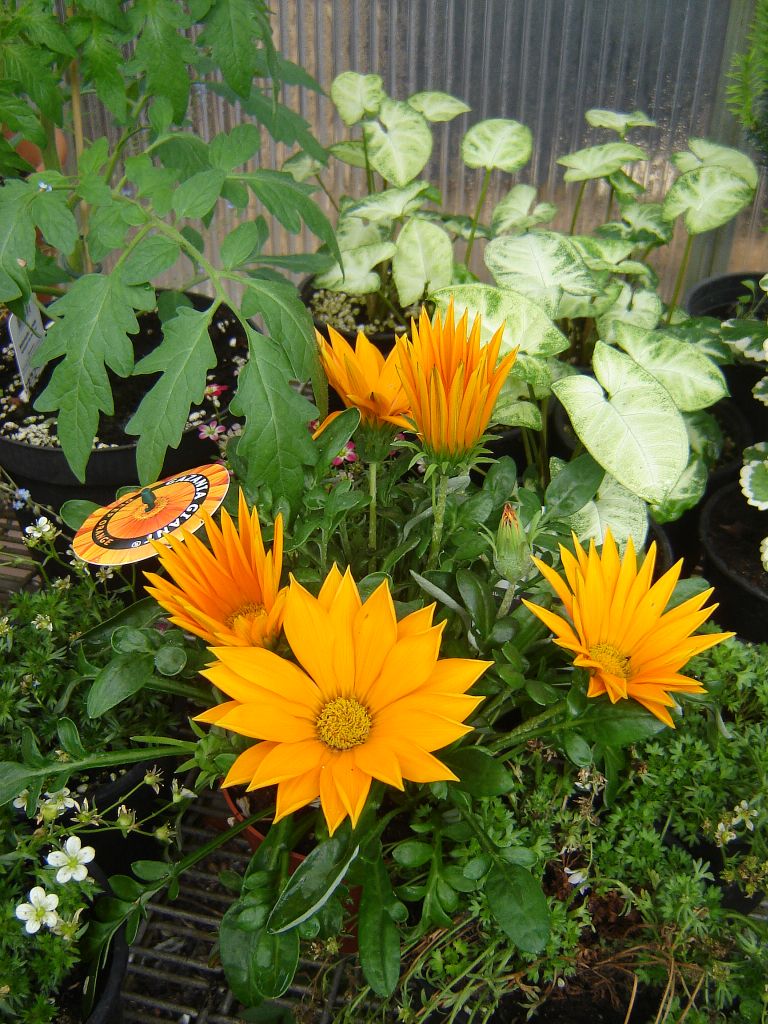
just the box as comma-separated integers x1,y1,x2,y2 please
84,863,129,1024
685,272,768,438
699,482,768,642
0,294,244,513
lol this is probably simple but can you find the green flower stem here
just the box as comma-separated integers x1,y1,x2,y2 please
146,677,210,703
464,167,492,269
497,583,516,620
665,232,694,324
487,698,568,754
368,460,378,552
427,471,450,570
569,180,587,235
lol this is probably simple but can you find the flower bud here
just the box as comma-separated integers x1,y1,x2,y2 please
493,503,532,586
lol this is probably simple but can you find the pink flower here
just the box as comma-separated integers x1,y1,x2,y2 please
198,420,227,441
331,440,357,467
205,383,229,399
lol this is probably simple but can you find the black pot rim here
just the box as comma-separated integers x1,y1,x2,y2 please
699,481,768,602
684,271,765,316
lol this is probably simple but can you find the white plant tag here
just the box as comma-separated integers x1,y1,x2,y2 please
8,303,46,399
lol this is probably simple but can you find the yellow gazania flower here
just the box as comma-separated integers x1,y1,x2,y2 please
196,566,491,835
144,490,286,648
314,325,411,437
395,300,518,463
522,530,735,727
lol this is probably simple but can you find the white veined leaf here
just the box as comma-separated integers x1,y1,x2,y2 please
281,152,323,183
684,409,722,466
334,214,388,248
755,377,768,407
570,235,634,270
585,109,656,135
650,453,708,523
607,169,645,199
363,99,432,187
741,457,768,510
313,240,396,294
407,91,470,122
484,232,599,317
743,441,768,464
595,283,662,339
431,282,568,358
552,342,689,504
613,323,728,411
491,393,542,430
510,353,554,391
556,283,622,321
392,219,453,307
568,471,649,549
720,319,768,363
330,72,385,125
328,141,368,168
617,200,673,245
461,119,533,173
662,165,755,235
346,181,433,225
557,142,646,182
671,138,758,190
490,184,556,235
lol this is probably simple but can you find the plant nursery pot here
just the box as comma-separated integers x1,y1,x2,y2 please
699,482,768,642
0,294,246,514
685,272,768,438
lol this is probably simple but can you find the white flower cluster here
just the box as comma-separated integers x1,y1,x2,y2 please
14,837,95,936
24,516,58,545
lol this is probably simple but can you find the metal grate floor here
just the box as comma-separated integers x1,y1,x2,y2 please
121,793,349,1024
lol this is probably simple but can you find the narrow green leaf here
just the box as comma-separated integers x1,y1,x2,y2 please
87,652,155,718
267,831,359,934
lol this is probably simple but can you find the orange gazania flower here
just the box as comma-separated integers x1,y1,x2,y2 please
314,326,411,437
522,530,735,727
395,301,517,464
196,566,491,834
144,490,286,648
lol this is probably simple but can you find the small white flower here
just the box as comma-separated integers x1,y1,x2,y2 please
52,576,71,591
32,613,53,632
564,866,590,894
0,615,10,638
40,788,77,819
732,800,758,832
171,778,196,803
15,886,59,933
715,821,737,846
12,789,30,810
95,566,115,582
46,835,95,883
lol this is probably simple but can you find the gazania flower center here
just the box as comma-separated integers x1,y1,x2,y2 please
225,602,266,629
316,697,372,751
589,642,631,679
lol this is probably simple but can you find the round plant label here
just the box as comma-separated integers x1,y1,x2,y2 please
72,464,231,565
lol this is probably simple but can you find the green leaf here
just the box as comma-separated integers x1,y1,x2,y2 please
131,0,195,121
230,329,318,517
671,138,758,190
347,181,433,224
557,142,646,181
484,232,598,317
220,221,264,269
442,748,516,796
568,471,648,549
595,284,662,339
614,325,727,411
485,862,549,953
220,900,299,1003
663,166,755,235
60,499,99,532
552,343,689,504
330,71,385,125
585,109,655,136
57,719,86,759
0,180,35,304
154,646,187,676
364,99,432,187
32,276,147,480
407,91,470,122
172,168,226,220
545,454,605,517
456,568,494,636
210,123,262,171
432,283,567,359
392,219,452,307
267,831,359,934
491,184,557,235
125,154,177,217
119,233,180,285
650,452,707,523
313,408,360,474
242,170,339,261
461,119,533,173
239,280,317,382
127,305,217,483
80,598,163,645
578,699,667,746
328,140,368,168
742,452,768,510
30,186,78,255
87,652,155,718
0,763,38,807
358,853,401,997
81,19,127,122
392,841,434,868
199,0,266,98
563,734,593,767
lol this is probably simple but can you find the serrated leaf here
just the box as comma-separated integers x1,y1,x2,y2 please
392,219,452,306
209,123,262,171
127,305,217,482
242,169,339,262
220,221,264,268
432,283,567,359
558,142,646,181
30,185,78,255
230,328,318,516
553,343,689,504
119,233,180,285
131,0,194,121
330,71,385,125
585,109,655,135
172,168,226,220
614,324,727,411
663,166,754,235
81,19,127,122
461,119,532,172
240,278,317,382
0,180,36,303
407,91,470,122
484,232,598,316
32,275,144,480
199,0,265,97
363,99,432,187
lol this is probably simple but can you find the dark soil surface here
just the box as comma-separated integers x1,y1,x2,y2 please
703,485,768,596
0,297,248,449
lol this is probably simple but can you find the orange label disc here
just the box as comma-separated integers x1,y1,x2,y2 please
72,464,230,566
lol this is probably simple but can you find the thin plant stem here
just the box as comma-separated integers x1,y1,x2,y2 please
604,182,615,222
464,167,492,270
497,583,516,620
427,471,450,570
313,173,339,211
361,128,375,195
368,460,378,552
622,974,639,1024
569,181,587,234
488,698,568,753
665,232,693,324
